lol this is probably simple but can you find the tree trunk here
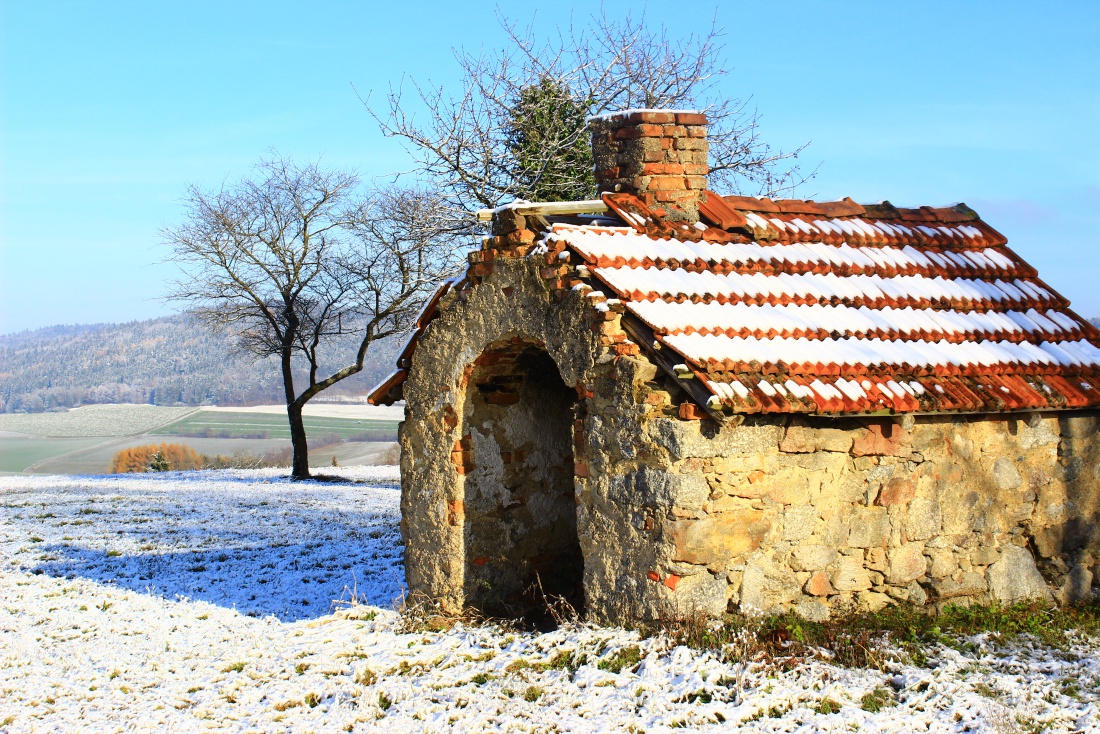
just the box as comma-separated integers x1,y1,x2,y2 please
288,401,311,480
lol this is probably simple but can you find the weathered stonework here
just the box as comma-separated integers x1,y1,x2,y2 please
397,208,1100,623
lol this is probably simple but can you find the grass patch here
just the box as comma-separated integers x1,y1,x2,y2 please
861,686,896,712
654,600,1100,669
598,645,642,673
221,661,246,673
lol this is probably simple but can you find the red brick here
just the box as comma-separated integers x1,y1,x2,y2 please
447,499,464,526
614,123,664,139
641,162,685,175
647,176,687,191
664,574,681,590
679,402,707,420
628,111,676,124
675,112,708,125
503,229,535,245
647,571,661,582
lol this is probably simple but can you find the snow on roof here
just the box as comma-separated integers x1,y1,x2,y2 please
585,108,700,123
551,193,1100,415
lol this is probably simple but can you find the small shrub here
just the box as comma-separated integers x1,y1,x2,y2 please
378,692,392,710
814,697,841,715
149,452,170,472
221,661,246,673
524,686,542,702
111,443,204,473
304,691,321,708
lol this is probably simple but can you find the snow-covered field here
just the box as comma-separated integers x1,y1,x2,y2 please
0,404,198,438
1,470,1097,733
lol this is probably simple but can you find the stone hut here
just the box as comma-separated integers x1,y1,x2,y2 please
369,109,1100,623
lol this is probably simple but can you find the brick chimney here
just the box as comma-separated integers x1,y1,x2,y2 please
589,110,708,222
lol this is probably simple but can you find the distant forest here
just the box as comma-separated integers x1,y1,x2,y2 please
0,316,400,413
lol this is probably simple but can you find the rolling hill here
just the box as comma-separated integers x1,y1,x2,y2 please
0,315,400,412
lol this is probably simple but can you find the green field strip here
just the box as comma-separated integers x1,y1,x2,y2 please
151,411,398,440
0,438,110,473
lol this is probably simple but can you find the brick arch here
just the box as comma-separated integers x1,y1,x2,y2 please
398,259,606,617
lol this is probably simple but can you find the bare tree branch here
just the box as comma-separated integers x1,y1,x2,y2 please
367,9,813,215
163,157,464,479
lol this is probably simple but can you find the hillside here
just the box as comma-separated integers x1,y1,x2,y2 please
0,316,400,412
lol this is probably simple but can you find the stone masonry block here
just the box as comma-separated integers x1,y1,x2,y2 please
669,509,768,570
987,545,1051,603
851,423,910,457
607,468,709,509
831,556,873,592
848,506,890,548
886,544,927,584
790,544,838,571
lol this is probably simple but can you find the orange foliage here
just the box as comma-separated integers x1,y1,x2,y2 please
111,443,205,473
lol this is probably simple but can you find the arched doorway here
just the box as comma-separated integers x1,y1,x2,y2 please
459,336,583,617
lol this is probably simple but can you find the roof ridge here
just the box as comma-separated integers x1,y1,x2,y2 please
720,195,981,224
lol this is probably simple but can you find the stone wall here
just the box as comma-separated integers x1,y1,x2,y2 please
397,212,1100,624
601,389,1100,622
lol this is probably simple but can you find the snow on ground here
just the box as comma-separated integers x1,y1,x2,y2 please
1,470,1098,733
0,405,198,437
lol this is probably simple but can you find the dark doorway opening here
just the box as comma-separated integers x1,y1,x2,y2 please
461,338,583,622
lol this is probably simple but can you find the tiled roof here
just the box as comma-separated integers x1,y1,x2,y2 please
550,193,1100,415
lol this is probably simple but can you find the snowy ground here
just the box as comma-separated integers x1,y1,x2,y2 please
1,470,1098,733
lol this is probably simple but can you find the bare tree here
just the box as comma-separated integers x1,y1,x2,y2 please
164,156,462,479
368,10,812,220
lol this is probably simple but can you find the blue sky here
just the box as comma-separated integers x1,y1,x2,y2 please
2,1,1099,333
